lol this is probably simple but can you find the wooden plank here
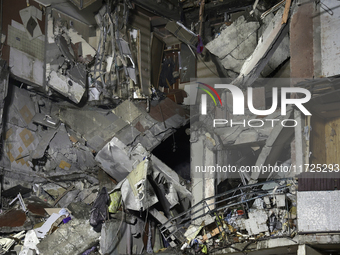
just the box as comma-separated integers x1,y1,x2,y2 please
325,117,340,164
310,115,326,165
199,0,205,36
150,33,164,88
282,0,292,24
130,10,151,96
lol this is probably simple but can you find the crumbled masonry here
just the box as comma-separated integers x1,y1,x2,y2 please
0,0,340,254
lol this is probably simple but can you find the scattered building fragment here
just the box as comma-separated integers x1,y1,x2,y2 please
0,0,340,254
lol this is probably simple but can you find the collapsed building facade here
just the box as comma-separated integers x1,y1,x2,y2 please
0,0,340,254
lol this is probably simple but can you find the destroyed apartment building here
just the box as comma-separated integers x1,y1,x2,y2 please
1,0,340,254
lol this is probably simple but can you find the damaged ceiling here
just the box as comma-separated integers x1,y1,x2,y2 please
0,0,340,254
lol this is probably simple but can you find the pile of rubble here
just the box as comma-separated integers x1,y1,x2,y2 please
0,0,322,253
165,179,298,254
0,170,297,255
0,62,191,254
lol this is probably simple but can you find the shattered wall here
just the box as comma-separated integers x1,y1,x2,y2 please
206,6,290,80
1,0,340,254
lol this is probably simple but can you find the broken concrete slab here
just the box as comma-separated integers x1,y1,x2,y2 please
59,108,128,152
32,113,60,129
45,124,97,173
98,169,116,191
233,7,289,87
95,137,148,182
107,98,189,152
36,219,100,255
39,173,99,185
56,189,81,208
116,159,159,212
2,123,39,172
243,209,269,235
32,128,58,159
77,186,99,204
100,219,121,255
67,202,91,219
48,71,86,104
5,85,36,129
206,16,260,78
113,100,142,124
40,183,66,198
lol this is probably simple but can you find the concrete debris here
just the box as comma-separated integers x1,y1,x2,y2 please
31,129,58,159
206,16,260,78
19,230,40,255
66,28,96,59
36,219,100,255
206,7,290,81
0,0,337,254
58,107,128,152
233,7,290,87
67,202,91,220
114,159,158,212
32,114,60,129
55,189,80,208
95,137,148,182
100,219,121,255
48,71,86,104
174,179,297,252
0,231,25,254
243,209,269,235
